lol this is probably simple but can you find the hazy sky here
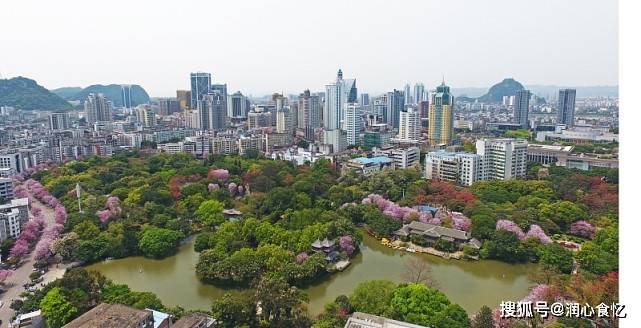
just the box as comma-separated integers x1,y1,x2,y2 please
0,0,618,97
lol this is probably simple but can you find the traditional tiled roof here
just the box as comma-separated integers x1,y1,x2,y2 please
64,303,152,328
402,221,469,241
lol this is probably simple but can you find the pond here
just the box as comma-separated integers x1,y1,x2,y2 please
87,234,536,316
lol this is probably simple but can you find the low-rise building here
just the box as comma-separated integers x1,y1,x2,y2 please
344,312,428,328
63,303,154,328
425,151,484,186
342,156,394,176
373,146,420,169
393,221,471,247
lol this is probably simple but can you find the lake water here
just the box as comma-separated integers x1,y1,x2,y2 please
87,234,536,316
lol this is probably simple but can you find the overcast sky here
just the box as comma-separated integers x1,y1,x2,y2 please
0,0,618,97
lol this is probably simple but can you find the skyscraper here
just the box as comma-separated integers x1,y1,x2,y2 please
227,91,250,118
513,90,531,129
404,83,412,104
197,90,226,131
190,72,212,109
557,89,576,127
344,103,363,146
398,107,421,141
360,93,370,107
324,69,357,130
121,85,133,109
135,106,156,127
276,106,294,134
428,82,454,146
413,83,425,104
387,89,405,130
298,90,321,140
158,98,180,116
49,112,70,130
84,93,112,124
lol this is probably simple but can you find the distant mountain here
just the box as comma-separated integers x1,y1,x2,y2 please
66,84,150,107
477,78,525,103
0,77,71,110
51,87,83,100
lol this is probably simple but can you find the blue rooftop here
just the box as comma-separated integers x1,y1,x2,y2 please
353,156,392,165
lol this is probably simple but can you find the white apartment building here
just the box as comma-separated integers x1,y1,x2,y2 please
344,103,363,146
398,108,421,141
0,198,29,241
476,138,528,180
0,178,14,201
425,151,484,186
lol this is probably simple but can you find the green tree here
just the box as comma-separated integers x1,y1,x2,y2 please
349,280,397,316
471,305,495,328
538,243,574,274
211,293,257,328
138,227,184,258
195,199,226,227
254,276,311,327
538,201,586,232
390,283,470,328
480,230,529,263
40,287,78,328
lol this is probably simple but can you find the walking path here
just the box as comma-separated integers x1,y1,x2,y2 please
0,197,68,326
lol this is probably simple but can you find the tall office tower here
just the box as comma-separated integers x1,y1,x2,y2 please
360,93,370,107
513,90,531,129
398,107,421,141
297,90,321,140
324,69,357,130
212,84,228,97
176,90,191,110
190,72,212,109
414,83,425,104
276,106,294,134
427,82,454,146
386,89,405,130
344,103,363,146
227,91,250,118
557,88,577,127
158,98,180,116
476,138,528,180
372,94,389,123
84,93,112,124
271,93,287,126
121,85,133,109
49,112,70,130
135,106,156,127
197,91,227,131
404,84,412,104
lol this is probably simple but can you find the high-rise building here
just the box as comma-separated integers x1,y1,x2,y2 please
298,90,321,140
176,90,191,110
272,93,287,126
135,106,156,127
49,112,70,130
372,94,388,124
360,93,370,107
476,138,527,180
513,90,531,129
323,129,347,153
387,89,405,130
158,98,180,116
404,84,412,104
276,106,294,134
398,108,421,141
324,69,357,130
190,72,212,109
428,82,454,146
344,103,363,146
121,85,133,109
227,91,250,119
413,83,425,104
557,89,576,127
197,91,227,131
84,93,112,124
212,84,228,97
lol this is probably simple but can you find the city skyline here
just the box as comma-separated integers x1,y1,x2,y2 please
0,0,618,96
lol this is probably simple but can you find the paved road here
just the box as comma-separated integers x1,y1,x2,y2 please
0,198,56,326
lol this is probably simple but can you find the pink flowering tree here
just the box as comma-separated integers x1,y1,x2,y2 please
208,183,220,193
296,252,309,264
451,212,472,231
106,196,122,217
209,169,230,182
0,269,12,282
524,225,552,244
10,239,29,258
570,220,596,239
54,205,68,224
96,209,111,223
228,182,238,196
496,220,526,239
339,235,355,256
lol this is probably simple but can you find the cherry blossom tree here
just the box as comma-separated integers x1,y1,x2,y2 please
524,225,552,244
570,220,596,239
296,252,309,264
339,235,355,255
96,209,111,223
496,220,525,239
10,239,29,258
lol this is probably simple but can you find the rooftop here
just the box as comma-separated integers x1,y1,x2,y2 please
63,303,152,328
344,312,429,328
351,156,393,165
172,313,214,328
